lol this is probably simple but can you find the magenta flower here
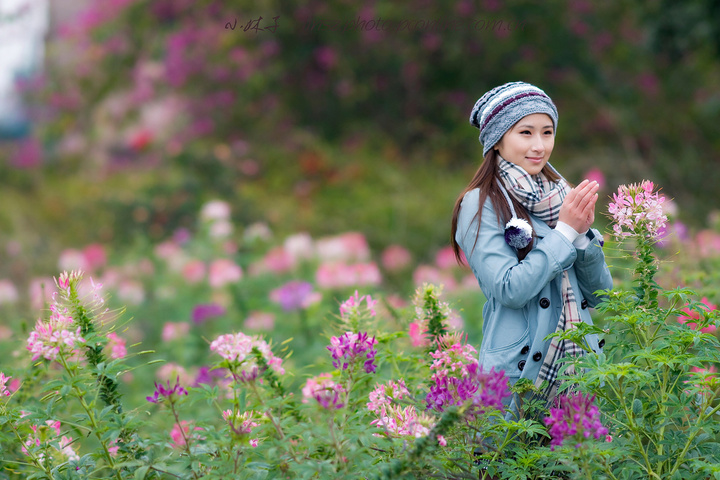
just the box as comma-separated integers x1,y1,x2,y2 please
302,373,345,409
146,376,188,404
191,303,226,325
544,393,609,450
327,331,378,374
269,280,315,311
0,373,12,398
608,180,668,242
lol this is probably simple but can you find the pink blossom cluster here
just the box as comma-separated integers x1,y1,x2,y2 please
367,380,411,415
544,393,609,451
106,332,127,359
22,420,79,462
677,297,718,334
425,341,510,416
223,409,260,446
327,331,378,374
315,261,382,289
0,279,19,305
302,373,345,409
209,332,285,381
0,373,12,397
170,421,205,449
339,290,378,319
269,281,320,311
26,303,85,362
608,180,668,241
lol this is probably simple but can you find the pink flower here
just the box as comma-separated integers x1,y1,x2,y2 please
58,249,88,273
210,332,285,379
106,332,127,359
302,373,345,409
315,262,382,289
408,322,429,347
284,233,314,262
182,259,206,284
83,244,108,271
208,258,243,288
170,421,204,449
381,245,412,272
250,246,296,275
677,298,718,334
116,280,145,305
269,281,317,311
200,200,231,222
162,322,191,342
339,291,377,319
27,305,85,361
0,372,12,397
412,265,457,291
0,279,19,305
584,168,606,190
316,232,370,262
435,246,457,270
367,380,411,415
608,180,668,242
327,331,378,374
243,311,275,331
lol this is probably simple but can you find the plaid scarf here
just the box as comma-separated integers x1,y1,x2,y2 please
496,155,583,401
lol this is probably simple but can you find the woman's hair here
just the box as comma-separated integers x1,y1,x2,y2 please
450,149,561,263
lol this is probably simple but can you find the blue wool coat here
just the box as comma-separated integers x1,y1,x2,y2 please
455,188,613,390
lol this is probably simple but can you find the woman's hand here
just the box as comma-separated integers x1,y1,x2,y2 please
558,179,599,233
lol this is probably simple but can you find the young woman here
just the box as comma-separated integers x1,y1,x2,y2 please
451,81,613,411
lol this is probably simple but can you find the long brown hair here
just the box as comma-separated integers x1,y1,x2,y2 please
450,149,561,263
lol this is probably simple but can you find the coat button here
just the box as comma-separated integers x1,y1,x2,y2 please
539,297,550,308
518,360,526,371
598,338,605,348
581,299,588,309
521,345,530,355
532,351,542,362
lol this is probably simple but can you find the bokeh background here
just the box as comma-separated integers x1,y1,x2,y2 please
1,0,719,376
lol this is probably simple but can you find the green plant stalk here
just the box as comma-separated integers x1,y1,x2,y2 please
1,405,53,479
609,377,655,477
667,392,720,478
168,398,201,480
327,416,347,474
57,351,122,480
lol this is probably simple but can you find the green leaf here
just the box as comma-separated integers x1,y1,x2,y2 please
134,466,150,480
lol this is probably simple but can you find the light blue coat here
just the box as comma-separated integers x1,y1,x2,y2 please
455,188,613,388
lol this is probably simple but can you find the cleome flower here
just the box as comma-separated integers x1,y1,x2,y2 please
146,376,188,404
608,180,668,242
327,331,378,374
543,392,609,451
210,331,285,383
26,303,85,362
302,373,345,409
339,290,378,319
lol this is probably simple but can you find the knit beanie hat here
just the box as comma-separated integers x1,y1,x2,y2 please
469,81,559,157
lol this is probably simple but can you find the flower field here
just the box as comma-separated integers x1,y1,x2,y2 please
1,184,720,479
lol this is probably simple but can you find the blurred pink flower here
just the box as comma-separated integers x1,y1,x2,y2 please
0,279,19,305
156,363,194,387
116,280,145,305
409,322,430,347
200,200,231,222
58,249,89,272
412,265,457,291
162,322,191,342
677,297,718,334
128,129,153,151
106,332,127,359
584,168,606,190
182,260,206,284
315,262,382,289
208,259,243,288
170,421,204,449
82,244,107,271
435,246,459,270
302,373,345,409
244,311,275,331
696,230,720,257
192,303,226,324
316,232,370,262
314,46,338,70
10,137,43,168
381,245,412,272
284,233,315,262
270,281,318,311
250,246,296,276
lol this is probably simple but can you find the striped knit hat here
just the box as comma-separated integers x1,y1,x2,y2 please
469,81,558,157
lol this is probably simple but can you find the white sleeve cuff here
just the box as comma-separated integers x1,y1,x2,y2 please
555,221,581,243
573,232,591,249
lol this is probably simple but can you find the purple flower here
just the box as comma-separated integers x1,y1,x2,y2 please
193,366,227,387
269,281,315,312
192,303,226,325
327,331,378,374
147,376,188,404
543,393,608,450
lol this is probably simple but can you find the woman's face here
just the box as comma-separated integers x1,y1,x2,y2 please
494,113,555,176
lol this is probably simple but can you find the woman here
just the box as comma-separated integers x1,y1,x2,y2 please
451,81,613,412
